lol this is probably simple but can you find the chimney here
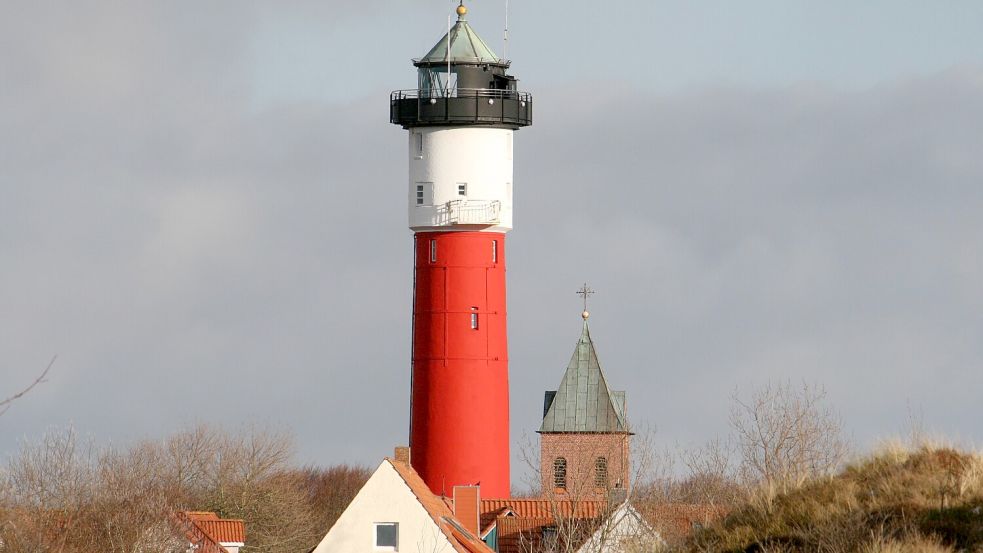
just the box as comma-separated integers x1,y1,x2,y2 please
394,446,411,465
608,486,628,506
452,486,480,537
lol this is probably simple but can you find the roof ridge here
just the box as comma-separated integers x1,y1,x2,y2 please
386,459,494,553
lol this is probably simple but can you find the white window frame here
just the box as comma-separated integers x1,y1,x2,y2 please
416,182,433,206
430,239,437,263
457,182,467,197
470,306,479,330
374,522,399,551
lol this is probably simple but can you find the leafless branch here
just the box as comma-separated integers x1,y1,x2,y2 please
0,355,56,417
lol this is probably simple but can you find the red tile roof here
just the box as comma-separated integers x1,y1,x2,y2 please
188,516,246,544
387,459,495,553
637,503,728,544
477,498,609,553
174,511,246,552
481,498,607,520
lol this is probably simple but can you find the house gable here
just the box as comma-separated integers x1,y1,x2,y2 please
312,459,455,553
575,502,662,553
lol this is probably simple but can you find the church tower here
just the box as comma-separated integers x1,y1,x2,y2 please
390,2,532,499
539,289,631,499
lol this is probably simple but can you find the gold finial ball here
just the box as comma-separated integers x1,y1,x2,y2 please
582,310,590,320
456,3,468,16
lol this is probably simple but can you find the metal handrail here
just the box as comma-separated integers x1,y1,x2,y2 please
435,199,502,225
391,88,532,101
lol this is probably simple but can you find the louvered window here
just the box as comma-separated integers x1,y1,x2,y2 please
553,457,567,489
594,457,608,488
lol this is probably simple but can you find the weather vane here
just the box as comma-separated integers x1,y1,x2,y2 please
576,283,595,319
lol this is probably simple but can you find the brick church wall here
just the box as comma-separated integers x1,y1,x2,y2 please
540,432,630,500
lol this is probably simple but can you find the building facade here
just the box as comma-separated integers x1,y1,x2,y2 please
539,314,631,500
390,1,532,498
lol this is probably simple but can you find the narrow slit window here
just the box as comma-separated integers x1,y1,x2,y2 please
492,240,498,263
595,457,608,488
415,133,424,158
429,240,437,263
470,307,479,330
457,183,467,196
416,184,424,205
553,457,567,490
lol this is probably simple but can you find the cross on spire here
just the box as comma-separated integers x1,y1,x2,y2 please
577,283,595,319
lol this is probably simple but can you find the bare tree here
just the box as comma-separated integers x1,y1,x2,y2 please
0,424,369,553
730,381,848,492
0,356,55,417
514,425,664,553
677,437,743,508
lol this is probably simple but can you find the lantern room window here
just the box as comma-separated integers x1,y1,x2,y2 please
419,67,458,98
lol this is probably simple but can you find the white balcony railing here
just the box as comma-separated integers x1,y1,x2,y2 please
434,199,502,225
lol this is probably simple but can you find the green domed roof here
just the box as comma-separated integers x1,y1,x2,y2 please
417,17,503,66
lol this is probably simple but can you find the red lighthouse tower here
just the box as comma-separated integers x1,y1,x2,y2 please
390,2,532,498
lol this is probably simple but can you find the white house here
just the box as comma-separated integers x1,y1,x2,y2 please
574,501,662,553
312,456,493,553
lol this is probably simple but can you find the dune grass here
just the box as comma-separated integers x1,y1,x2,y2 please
684,444,983,552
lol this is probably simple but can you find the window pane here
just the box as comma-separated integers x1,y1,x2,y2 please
376,523,398,547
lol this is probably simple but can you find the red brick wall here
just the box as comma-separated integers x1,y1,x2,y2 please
540,433,630,499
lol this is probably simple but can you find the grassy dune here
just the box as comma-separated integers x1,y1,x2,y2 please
685,444,983,552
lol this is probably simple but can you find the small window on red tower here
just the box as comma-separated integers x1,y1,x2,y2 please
470,307,479,330
492,240,498,263
429,240,437,263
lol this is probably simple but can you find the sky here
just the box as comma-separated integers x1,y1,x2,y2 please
2,1,983,485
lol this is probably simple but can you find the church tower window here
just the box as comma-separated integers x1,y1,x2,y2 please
553,457,567,490
594,457,608,488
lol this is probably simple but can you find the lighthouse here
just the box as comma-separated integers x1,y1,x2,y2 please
390,2,532,498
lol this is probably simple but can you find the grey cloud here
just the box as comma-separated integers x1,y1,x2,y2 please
2,2,981,482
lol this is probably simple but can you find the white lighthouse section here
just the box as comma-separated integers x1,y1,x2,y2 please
408,126,514,233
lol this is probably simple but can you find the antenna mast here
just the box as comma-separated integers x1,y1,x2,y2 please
447,14,452,95
503,0,510,61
